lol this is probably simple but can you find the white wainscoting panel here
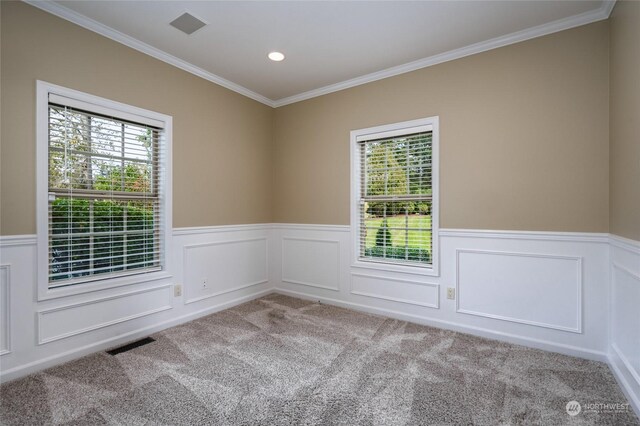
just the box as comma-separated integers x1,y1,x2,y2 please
3,222,633,413
184,238,268,304
351,273,439,308
456,249,582,333
38,284,173,344
273,226,609,362
609,236,640,416
282,237,340,291
1,226,272,382
612,264,640,379
0,265,10,355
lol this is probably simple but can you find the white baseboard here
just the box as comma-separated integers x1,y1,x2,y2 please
0,289,271,383
609,345,640,418
273,287,608,362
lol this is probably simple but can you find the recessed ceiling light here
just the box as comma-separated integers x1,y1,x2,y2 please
268,51,285,62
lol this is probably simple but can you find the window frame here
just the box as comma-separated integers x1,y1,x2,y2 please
36,81,173,300
350,116,439,276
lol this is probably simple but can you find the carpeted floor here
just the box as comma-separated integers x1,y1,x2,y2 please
1,293,638,425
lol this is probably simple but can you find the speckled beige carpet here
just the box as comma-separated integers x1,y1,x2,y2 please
1,293,638,425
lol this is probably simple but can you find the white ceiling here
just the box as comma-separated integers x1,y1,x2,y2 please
30,1,613,107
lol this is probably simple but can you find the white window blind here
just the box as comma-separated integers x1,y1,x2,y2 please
358,129,433,267
47,99,165,288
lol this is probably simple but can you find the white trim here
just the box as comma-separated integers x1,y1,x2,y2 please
610,261,640,396
37,284,173,344
350,116,440,277
23,0,614,108
48,93,165,129
602,0,617,18
182,237,269,304
272,1,616,107
608,234,614,406
350,261,438,277
182,237,268,250
610,234,640,255
0,235,37,247
173,224,271,236
608,236,640,419
609,344,640,418
2,228,625,245
612,343,640,391
455,249,583,334
355,124,433,143
184,280,269,305
281,237,341,292
0,265,11,356
36,81,173,301
38,272,174,302
280,280,339,292
350,272,439,309
23,0,274,107
42,81,170,126
0,288,272,383
273,288,608,362
613,261,640,282
36,81,49,299
272,223,351,233
440,228,610,243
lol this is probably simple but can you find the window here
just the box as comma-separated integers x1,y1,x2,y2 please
37,82,172,299
351,117,439,274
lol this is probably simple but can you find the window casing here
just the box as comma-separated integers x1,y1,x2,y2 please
37,82,172,299
351,117,439,275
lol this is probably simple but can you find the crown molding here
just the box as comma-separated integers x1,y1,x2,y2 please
272,0,616,107
23,0,276,108
602,0,617,18
24,0,615,109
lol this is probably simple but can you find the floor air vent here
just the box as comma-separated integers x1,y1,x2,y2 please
106,337,155,355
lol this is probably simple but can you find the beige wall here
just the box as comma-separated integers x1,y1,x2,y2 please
1,3,619,235
273,22,610,231
610,1,640,241
0,2,274,235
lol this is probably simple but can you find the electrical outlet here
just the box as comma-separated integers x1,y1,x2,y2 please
447,287,455,300
174,284,182,297
202,278,208,289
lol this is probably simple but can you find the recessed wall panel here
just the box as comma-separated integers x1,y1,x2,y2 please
351,273,439,308
282,238,340,291
456,250,582,332
184,238,268,303
38,285,173,344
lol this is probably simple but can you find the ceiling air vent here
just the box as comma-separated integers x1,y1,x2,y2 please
170,12,207,35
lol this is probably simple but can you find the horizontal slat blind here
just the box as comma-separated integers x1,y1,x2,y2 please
48,100,164,288
49,93,165,129
358,131,433,266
